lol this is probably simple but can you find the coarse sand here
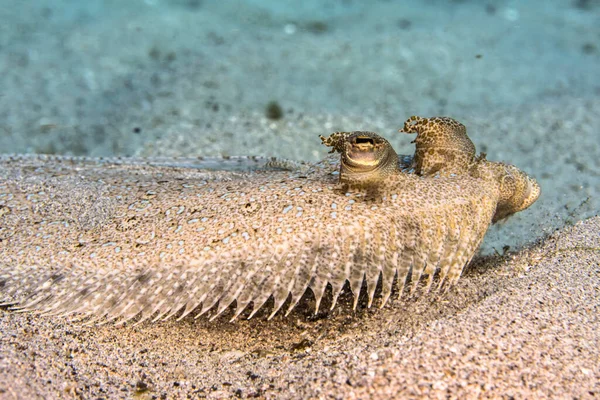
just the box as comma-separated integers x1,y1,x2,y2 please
1,0,599,398
1,216,598,399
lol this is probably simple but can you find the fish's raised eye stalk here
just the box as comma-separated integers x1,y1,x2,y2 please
401,115,476,176
319,131,398,188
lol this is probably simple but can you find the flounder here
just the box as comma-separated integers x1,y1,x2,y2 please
0,116,540,322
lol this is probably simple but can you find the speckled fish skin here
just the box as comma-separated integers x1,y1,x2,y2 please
0,116,540,322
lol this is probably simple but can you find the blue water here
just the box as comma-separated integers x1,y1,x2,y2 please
1,0,598,156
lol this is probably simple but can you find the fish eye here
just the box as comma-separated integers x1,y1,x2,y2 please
354,137,375,145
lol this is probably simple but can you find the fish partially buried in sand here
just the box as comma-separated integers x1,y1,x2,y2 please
0,116,540,323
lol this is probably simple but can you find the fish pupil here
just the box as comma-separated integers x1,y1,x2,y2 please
355,137,374,145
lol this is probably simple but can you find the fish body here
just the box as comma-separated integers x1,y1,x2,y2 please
0,117,540,322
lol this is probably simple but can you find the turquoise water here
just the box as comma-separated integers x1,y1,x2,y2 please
1,0,598,249
1,0,598,155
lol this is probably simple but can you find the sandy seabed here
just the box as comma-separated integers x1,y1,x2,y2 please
0,0,599,398
1,218,598,399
